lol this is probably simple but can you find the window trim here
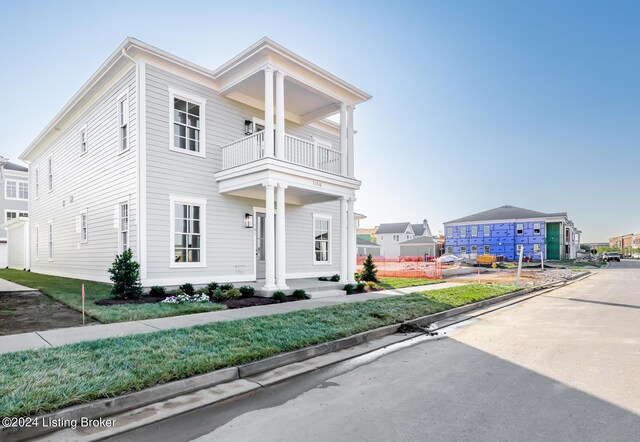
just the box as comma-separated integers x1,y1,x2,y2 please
483,225,490,236
48,220,54,262
460,226,467,238
119,199,130,254
5,179,28,201
169,195,207,268
312,213,332,266
79,124,88,156
516,223,524,235
446,227,453,238
79,209,88,244
34,167,39,199
471,225,478,237
533,222,541,235
47,156,53,193
35,224,39,261
117,90,130,154
168,88,206,158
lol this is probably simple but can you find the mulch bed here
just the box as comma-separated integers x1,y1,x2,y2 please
95,295,303,309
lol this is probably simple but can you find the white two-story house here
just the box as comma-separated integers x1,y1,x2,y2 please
374,219,436,257
19,37,371,290
0,159,29,268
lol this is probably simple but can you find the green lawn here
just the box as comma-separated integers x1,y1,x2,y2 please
0,270,225,323
0,284,517,418
378,277,444,290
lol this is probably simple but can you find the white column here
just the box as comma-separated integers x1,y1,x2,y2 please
263,184,277,290
340,103,348,176
276,184,288,289
264,67,274,158
347,198,356,283
340,197,348,282
347,105,355,178
275,71,286,159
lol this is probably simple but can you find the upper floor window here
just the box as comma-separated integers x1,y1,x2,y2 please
393,234,400,242
80,211,88,243
48,157,53,192
516,223,524,235
169,89,206,157
460,226,467,237
471,226,478,237
483,225,490,236
5,180,28,200
80,127,88,154
35,168,39,198
118,92,129,152
446,227,453,238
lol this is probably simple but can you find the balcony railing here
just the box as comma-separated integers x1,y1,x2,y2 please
221,132,342,175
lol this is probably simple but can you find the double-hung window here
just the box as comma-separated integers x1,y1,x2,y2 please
447,227,453,238
471,245,478,254
533,223,541,235
447,246,453,254
393,234,399,242
48,223,54,261
483,225,490,236
460,226,467,238
171,196,206,267
484,245,491,255
48,158,53,192
35,168,39,198
80,127,87,154
313,215,331,264
460,246,467,255
534,244,541,254
516,244,524,255
120,202,129,253
471,226,478,237
80,212,88,243
516,223,524,235
170,89,205,156
118,92,129,152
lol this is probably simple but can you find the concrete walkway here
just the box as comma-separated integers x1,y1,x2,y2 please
0,282,462,355
0,277,37,292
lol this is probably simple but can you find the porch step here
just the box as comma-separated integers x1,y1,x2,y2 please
306,289,347,299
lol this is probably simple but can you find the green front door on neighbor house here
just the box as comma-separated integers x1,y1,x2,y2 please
546,222,561,260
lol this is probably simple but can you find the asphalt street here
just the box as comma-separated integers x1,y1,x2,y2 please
116,260,640,442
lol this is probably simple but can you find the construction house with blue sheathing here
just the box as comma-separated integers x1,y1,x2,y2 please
443,205,580,261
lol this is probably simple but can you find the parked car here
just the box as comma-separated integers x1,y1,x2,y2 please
602,252,621,262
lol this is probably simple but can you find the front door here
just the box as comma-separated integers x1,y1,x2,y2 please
256,212,266,279
546,222,561,260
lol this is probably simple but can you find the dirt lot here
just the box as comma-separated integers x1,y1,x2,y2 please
0,291,97,335
446,268,575,286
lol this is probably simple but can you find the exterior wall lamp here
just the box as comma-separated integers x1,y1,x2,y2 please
244,213,254,228
244,120,253,135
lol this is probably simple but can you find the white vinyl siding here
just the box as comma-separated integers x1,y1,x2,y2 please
35,225,39,261
27,66,137,282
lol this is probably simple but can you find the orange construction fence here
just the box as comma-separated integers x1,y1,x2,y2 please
357,256,443,280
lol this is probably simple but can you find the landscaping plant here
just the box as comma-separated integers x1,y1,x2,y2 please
107,249,143,300
272,291,287,302
344,283,354,295
292,289,308,299
359,254,378,282
330,274,341,282
148,285,166,297
179,283,196,296
161,293,210,304
220,283,234,292
238,285,255,297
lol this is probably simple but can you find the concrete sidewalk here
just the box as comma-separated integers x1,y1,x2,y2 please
0,277,38,292
0,282,462,354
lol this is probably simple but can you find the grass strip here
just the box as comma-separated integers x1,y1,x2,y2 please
0,270,225,323
0,284,517,418
378,277,444,289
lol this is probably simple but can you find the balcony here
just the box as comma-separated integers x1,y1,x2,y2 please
222,132,342,175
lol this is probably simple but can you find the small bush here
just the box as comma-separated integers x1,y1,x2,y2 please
196,287,209,296
360,254,378,282
220,283,235,292
292,289,308,299
168,289,183,296
211,288,224,301
108,249,143,300
318,276,329,281
207,282,219,293
365,281,377,291
356,282,366,292
330,274,341,282
354,273,360,282
344,283,354,295
238,285,255,297
272,291,287,302
211,287,243,301
148,285,166,297
179,283,195,296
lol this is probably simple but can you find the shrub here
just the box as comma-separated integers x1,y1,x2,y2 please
292,289,308,299
356,282,366,292
211,288,225,302
344,283,354,295
207,282,219,293
220,283,235,292
360,254,378,282
148,285,166,297
272,291,286,302
238,285,255,297
196,287,209,296
365,281,377,291
318,276,329,281
354,273,360,282
330,274,341,282
224,288,242,300
108,249,143,300
179,283,195,296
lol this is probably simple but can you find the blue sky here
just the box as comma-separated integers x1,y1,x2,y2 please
1,0,638,242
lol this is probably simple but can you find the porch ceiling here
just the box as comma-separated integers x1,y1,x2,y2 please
222,183,340,206
222,70,340,124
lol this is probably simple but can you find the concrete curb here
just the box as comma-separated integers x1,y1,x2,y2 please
2,275,590,441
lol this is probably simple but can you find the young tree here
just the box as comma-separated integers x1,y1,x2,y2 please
108,248,143,300
360,254,379,282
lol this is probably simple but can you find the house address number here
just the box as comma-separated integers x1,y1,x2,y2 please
312,181,322,187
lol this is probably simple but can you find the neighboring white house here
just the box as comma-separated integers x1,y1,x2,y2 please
374,219,436,257
19,37,371,290
0,159,29,268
